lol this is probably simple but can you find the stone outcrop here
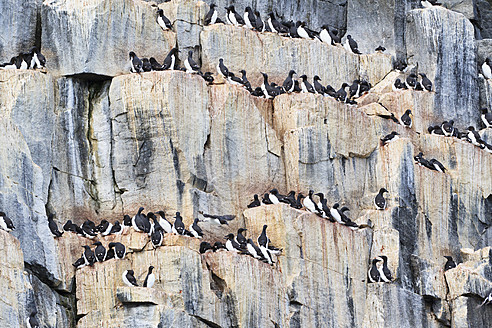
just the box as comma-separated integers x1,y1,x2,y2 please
0,0,491,327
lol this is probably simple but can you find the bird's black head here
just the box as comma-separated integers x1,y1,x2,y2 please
379,188,388,194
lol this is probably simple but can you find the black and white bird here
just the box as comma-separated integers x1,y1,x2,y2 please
82,245,96,266
377,255,393,282
172,212,185,235
109,221,122,235
400,110,412,128
257,225,273,264
467,127,483,146
244,7,256,29
429,159,446,173
247,194,261,208
0,211,15,232
368,258,381,283
283,70,296,93
122,270,138,287
97,219,113,236
381,131,399,146
313,76,325,95
217,58,229,78
200,242,214,254
302,190,320,214
129,52,143,73
199,212,236,225
157,9,172,30
156,211,173,233
419,73,432,91
27,311,40,328
225,5,244,26
375,46,386,53
246,238,263,259
162,48,178,70
93,242,107,262
444,256,456,271
482,58,492,79
225,233,242,252
189,218,203,238
204,4,218,26
143,266,155,288
330,203,343,224
481,108,492,128
296,21,311,40
108,242,126,259
47,214,63,237
184,50,200,73
375,188,388,210
345,35,361,54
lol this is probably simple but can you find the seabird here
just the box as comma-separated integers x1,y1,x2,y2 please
217,58,229,78
441,120,455,136
82,245,96,266
162,48,178,70
375,46,386,53
377,255,393,282
122,270,138,287
313,76,325,95
419,73,432,91
368,258,381,283
184,50,200,73
296,21,311,40
98,219,113,236
244,7,256,29
0,212,15,232
381,132,399,145
200,242,214,254
482,58,492,79
246,238,263,259
467,126,483,146
481,108,492,128
375,188,388,210
283,70,296,93
172,212,185,235
406,73,417,89
47,214,63,237
199,211,235,225
108,242,126,259
93,242,107,262
27,311,40,328
129,52,143,73
247,194,261,208
319,25,332,45
204,4,218,26
400,110,412,128
189,218,203,238
225,233,242,252
254,11,265,32
157,9,172,30
72,257,86,269
330,203,343,224
429,159,446,173
444,256,456,271
335,83,349,102
302,190,320,214
225,6,244,26
109,221,122,235
156,211,172,233
143,266,155,288
345,35,361,54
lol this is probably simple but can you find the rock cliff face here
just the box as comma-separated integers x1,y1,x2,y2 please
0,0,491,327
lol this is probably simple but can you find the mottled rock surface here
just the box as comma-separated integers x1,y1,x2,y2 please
0,0,491,327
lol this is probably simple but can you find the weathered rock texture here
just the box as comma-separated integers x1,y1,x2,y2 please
0,0,491,328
